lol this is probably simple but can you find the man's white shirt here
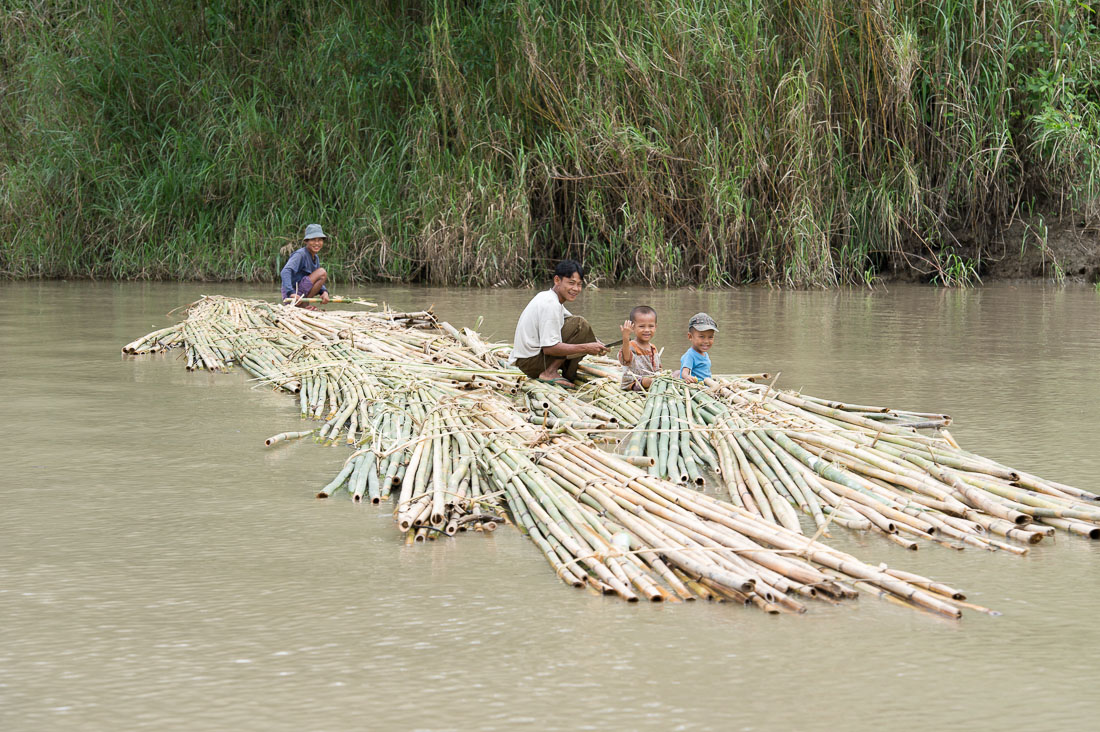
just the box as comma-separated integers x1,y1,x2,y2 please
508,289,571,363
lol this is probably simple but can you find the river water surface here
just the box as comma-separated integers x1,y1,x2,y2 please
3,281,1100,731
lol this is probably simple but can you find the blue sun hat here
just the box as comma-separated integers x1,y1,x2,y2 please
303,223,327,240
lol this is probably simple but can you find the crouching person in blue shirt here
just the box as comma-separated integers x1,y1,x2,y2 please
280,224,331,308
679,312,718,383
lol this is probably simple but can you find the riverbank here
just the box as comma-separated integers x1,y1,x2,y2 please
885,218,1100,286
4,2,1100,288
7,221,1099,288
975,219,1100,283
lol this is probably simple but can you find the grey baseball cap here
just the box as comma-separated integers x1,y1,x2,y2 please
688,312,719,332
303,223,328,240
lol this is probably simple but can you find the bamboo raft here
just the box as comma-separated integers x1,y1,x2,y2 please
123,296,1099,618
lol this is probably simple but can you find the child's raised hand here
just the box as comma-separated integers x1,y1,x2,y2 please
620,320,634,341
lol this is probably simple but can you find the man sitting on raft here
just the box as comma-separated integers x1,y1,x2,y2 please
280,223,331,307
508,260,608,387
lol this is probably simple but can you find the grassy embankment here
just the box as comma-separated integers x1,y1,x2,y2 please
2,1,1100,287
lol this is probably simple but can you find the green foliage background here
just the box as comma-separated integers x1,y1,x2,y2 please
3,0,1100,286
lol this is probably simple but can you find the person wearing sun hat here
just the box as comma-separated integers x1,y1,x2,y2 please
280,223,330,307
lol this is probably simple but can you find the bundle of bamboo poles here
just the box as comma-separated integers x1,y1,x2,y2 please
456,401,979,616
619,377,720,486
123,296,1097,618
684,375,1100,549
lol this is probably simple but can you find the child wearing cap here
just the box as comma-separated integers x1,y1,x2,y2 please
280,223,331,307
679,312,718,383
617,305,661,391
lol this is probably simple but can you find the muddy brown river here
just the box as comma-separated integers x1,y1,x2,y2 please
3,281,1099,730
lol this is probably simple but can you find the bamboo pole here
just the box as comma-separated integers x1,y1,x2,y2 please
126,296,1100,620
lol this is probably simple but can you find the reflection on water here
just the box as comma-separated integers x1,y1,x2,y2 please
2,281,1099,730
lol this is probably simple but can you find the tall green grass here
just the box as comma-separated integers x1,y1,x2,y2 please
2,0,1099,287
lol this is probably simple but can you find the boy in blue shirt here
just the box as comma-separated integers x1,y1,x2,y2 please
679,312,718,383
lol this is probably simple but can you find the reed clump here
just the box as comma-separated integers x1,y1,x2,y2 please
125,295,1096,617
6,1,1100,286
